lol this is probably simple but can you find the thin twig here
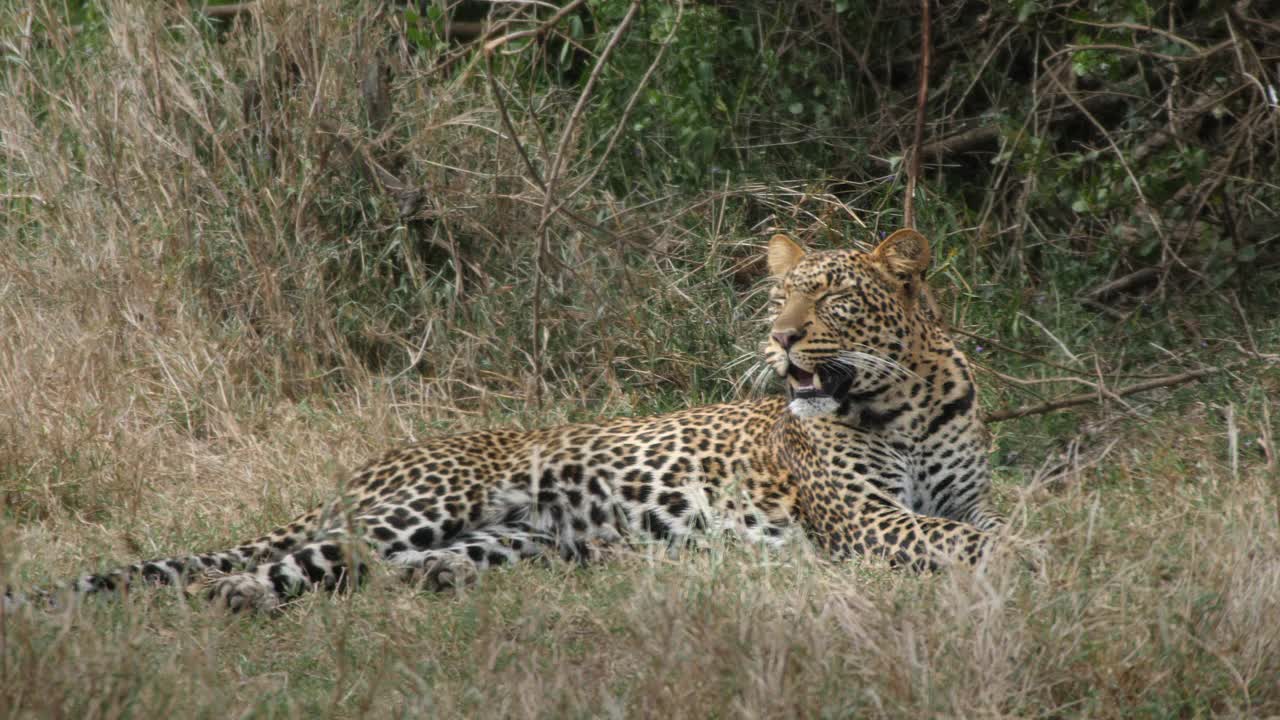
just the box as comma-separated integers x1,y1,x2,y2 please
830,7,883,99
977,365,1091,388
562,1,685,207
1093,355,1142,418
1079,298,1131,321
1066,18,1206,52
484,13,621,240
1018,312,1082,366
1226,402,1240,483
485,58,546,192
540,0,642,215
950,326,1166,378
1228,291,1260,356
1056,41,1232,64
903,0,931,229
480,0,594,192
888,94,1122,165
983,363,1243,423
493,0,639,409
1040,67,1202,289
1082,266,1161,300
482,0,589,54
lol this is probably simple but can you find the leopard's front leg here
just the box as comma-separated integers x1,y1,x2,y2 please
803,490,995,570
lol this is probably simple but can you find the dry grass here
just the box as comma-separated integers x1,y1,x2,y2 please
3,423,1278,718
3,2,1279,718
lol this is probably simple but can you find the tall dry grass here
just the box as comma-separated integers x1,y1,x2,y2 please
2,1,1278,718
1,0,754,538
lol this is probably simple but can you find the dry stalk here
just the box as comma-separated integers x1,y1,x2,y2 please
949,326,1169,379
539,0,641,215
560,1,685,209
1042,62,1184,274
903,0,931,230
1260,398,1276,473
983,362,1244,423
1225,402,1239,483
482,0,590,56
484,0,641,408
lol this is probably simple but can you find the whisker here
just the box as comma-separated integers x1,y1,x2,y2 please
729,356,778,396
827,353,892,373
834,348,918,380
749,362,775,393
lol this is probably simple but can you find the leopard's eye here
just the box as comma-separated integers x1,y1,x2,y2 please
816,291,851,307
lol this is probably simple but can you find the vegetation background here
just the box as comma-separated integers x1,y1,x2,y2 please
2,0,1278,716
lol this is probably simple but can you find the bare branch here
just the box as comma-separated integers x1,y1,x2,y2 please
983,363,1243,423
492,0,641,408
1082,267,1161,301
482,0,589,54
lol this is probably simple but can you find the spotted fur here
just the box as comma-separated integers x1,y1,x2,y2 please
3,229,1000,613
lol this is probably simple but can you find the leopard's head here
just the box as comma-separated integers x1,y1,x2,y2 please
764,229,932,418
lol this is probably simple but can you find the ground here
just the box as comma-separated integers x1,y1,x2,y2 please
3,372,1277,717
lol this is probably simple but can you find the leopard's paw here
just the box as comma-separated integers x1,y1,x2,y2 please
402,551,478,592
207,572,280,613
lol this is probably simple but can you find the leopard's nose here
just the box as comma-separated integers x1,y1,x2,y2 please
772,329,805,349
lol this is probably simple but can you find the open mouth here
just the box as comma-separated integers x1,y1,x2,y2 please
787,365,825,399
785,363,856,403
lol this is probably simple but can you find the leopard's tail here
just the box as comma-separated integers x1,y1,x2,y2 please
2,507,325,612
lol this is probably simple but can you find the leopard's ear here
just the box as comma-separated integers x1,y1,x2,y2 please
872,228,931,277
767,233,805,279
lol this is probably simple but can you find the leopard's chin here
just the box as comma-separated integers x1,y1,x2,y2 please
788,395,839,418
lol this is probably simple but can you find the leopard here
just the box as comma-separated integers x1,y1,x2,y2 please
2,229,1001,614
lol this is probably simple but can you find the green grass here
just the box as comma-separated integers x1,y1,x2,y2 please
3,1,1279,717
